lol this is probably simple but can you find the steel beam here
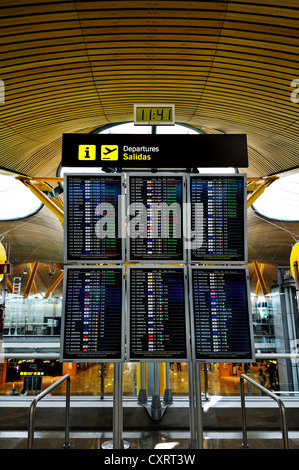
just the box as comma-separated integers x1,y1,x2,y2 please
255,263,265,296
247,176,278,208
17,177,64,227
23,261,39,298
44,271,64,299
253,260,268,296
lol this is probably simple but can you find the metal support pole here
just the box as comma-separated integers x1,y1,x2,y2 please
1,270,7,305
113,363,121,449
240,375,249,448
119,363,124,449
194,363,204,449
151,362,162,420
188,363,197,448
64,374,71,449
163,363,173,404
138,362,147,404
100,363,105,400
1,270,7,352
293,261,299,317
204,363,209,400
102,363,129,450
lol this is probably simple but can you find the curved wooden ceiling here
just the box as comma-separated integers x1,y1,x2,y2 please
0,0,299,273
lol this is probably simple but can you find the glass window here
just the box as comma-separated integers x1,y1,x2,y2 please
252,171,299,221
0,174,43,221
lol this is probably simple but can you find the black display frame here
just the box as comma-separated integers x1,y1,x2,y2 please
189,266,255,363
187,173,248,264
127,265,190,362
126,172,186,263
64,172,125,264
60,265,125,363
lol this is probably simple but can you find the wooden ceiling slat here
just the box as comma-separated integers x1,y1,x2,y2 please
2,58,297,77
0,0,299,265
1,1,295,21
2,26,298,45
3,32,298,50
2,39,299,58
3,44,299,68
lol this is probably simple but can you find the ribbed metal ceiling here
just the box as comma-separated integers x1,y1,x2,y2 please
0,0,299,287
1,0,299,177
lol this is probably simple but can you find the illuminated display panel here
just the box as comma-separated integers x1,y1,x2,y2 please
134,104,175,125
127,173,185,262
188,174,247,263
64,174,124,263
128,266,189,362
190,267,254,362
60,266,124,362
22,375,43,392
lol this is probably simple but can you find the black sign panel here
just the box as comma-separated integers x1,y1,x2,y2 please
190,267,254,362
21,372,44,392
60,266,124,362
64,174,124,263
188,174,247,263
127,173,185,262
128,267,189,361
61,133,248,168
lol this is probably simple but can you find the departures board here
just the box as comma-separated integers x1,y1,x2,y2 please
127,266,190,362
61,170,252,364
127,173,185,263
187,174,247,264
189,266,255,363
60,266,125,362
64,173,124,263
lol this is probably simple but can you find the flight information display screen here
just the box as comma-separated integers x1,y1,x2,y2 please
64,174,124,263
188,174,247,263
190,267,254,362
60,266,124,362
128,267,189,361
127,174,185,262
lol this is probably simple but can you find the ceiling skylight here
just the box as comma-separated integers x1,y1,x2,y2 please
252,171,299,221
0,174,43,221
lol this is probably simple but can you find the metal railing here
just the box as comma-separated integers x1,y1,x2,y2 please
28,374,71,449
240,373,289,449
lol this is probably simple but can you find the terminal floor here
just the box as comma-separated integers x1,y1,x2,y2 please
0,430,298,450
1,362,262,397
2,363,288,451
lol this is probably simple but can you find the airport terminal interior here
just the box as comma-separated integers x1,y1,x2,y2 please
1,0,299,453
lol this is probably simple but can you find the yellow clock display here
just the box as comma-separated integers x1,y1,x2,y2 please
134,104,175,125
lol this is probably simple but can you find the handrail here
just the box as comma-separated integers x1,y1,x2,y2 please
28,374,71,449
240,374,289,449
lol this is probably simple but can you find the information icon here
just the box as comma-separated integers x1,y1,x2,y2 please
78,145,96,160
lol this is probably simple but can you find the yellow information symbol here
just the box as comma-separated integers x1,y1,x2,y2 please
101,145,118,161
78,144,96,160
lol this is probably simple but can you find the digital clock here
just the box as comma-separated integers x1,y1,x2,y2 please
134,104,175,125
